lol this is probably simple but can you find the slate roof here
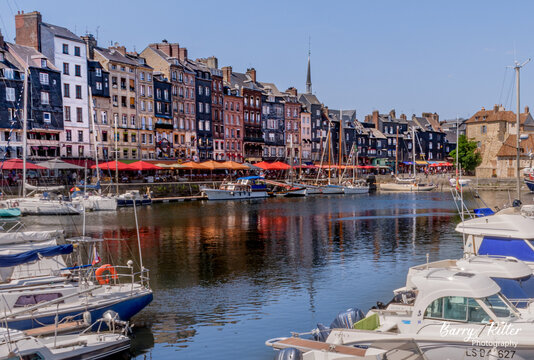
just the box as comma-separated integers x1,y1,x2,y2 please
258,82,284,97
497,134,534,157
368,128,387,139
0,44,23,71
7,43,58,71
125,53,153,70
412,116,442,132
227,71,262,91
41,22,83,43
95,47,138,66
299,93,321,106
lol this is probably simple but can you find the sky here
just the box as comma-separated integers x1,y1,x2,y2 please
1,0,533,120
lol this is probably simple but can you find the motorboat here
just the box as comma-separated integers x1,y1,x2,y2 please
342,180,369,194
449,178,470,188
407,256,534,316
0,232,153,330
201,176,269,200
116,189,152,207
0,313,130,359
380,177,436,192
267,337,426,359
282,269,534,359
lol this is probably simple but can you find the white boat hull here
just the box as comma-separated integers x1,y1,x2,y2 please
4,199,83,215
343,186,369,194
380,183,436,192
320,185,344,195
76,196,118,211
202,188,269,200
284,188,307,197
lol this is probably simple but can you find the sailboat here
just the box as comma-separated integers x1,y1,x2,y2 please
316,120,343,195
340,144,369,194
380,125,436,191
2,66,83,215
276,136,306,197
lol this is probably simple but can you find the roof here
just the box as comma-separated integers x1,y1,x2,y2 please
7,43,58,71
0,44,23,72
228,71,262,91
299,93,321,106
466,106,531,125
258,82,284,97
456,212,534,239
144,47,184,68
368,128,387,139
497,134,534,157
412,116,442,132
125,53,153,70
41,22,83,43
95,47,138,67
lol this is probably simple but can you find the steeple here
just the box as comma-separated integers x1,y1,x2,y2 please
306,48,312,94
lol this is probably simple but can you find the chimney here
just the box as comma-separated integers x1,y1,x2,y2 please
110,42,127,55
389,109,396,119
372,110,379,129
179,47,188,62
286,87,297,97
15,10,42,51
222,66,232,83
170,44,179,57
246,68,256,82
493,104,499,113
81,34,97,59
400,113,407,121
525,106,530,114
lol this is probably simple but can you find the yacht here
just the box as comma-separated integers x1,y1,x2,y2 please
3,185,84,215
269,269,534,359
116,189,152,207
201,176,269,200
380,177,436,192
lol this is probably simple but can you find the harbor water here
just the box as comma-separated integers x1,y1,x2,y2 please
21,190,530,359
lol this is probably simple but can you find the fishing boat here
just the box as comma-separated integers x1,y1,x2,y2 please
201,176,269,200
0,313,130,359
275,268,534,360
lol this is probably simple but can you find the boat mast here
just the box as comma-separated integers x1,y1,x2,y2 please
355,142,359,181
514,59,530,202
114,108,119,195
88,88,100,188
289,135,294,185
22,66,28,198
412,125,416,179
338,110,343,184
327,121,331,185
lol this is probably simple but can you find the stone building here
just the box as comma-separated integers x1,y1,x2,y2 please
283,87,301,161
300,108,312,162
466,105,534,177
496,134,534,178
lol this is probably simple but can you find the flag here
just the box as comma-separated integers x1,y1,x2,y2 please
91,246,101,266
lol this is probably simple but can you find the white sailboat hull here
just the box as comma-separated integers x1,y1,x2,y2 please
343,186,369,194
75,196,118,211
283,188,307,197
4,199,83,215
320,185,344,195
202,188,269,200
380,183,436,192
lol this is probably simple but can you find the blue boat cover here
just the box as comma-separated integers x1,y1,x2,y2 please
474,208,495,217
0,244,73,267
478,237,534,262
237,176,265,180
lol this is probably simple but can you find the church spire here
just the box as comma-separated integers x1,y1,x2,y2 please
306,44,312,94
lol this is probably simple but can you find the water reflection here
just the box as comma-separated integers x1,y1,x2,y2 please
22,192,469,359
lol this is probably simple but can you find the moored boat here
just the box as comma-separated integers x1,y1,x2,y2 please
201,176,269,200
380,178,436,192
116,189,152,207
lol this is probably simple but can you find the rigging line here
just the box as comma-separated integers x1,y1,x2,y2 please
504,69,515,111
498,67,508,105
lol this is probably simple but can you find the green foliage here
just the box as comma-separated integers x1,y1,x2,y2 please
449,135,482,172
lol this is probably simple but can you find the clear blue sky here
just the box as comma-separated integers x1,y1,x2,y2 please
1,0,533,120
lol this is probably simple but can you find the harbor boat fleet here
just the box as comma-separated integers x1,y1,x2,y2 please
266,194,534,359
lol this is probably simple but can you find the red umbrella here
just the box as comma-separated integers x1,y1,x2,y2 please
0,159,47,170
126,161,162,171
270,161,291,170
91,160,131,171
254,161,273,170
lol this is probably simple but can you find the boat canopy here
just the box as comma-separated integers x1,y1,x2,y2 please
456,213,534,240
0,244,73,268
456,256,531,279
237,176,265,180
0,230,64,245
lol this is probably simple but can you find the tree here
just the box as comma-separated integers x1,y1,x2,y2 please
449,134,481,173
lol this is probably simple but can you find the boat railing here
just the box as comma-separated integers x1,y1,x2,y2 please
75,265,150,291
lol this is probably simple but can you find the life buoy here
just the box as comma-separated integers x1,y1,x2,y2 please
12,201,19,208
95,264,118,285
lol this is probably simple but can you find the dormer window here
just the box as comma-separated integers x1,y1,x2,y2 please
41,59,47,68
0,52,4,62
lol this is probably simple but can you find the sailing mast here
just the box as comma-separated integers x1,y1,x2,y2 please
412,125,416,179
114,108,119,195
22,66,28,197
338,110,343,184
327,121,332,185
88,88,100,188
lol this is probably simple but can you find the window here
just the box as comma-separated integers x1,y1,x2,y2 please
39,72,49,85
41,91,49,105
147,73,152,81
102,131,108,142
101,111,108,124
131,134,136,143
131,115,136,126
64,106,71,121
63,84,70,98
63,62,69,75
140,72,145,81
205,86,210,96
74,46,80,56
5,87,15,102
123,133,129,142
205,103,210,113
75,65,81,77
75,85,82,99
4,68,14,79
76,107,83,123
62,44,69,54
122,114,127,125
198,86,203,95
66,130,72,141
481,125,487,134
78,130,83,142
198,103,203,113
78,146,84,157
43,112,51,123
15,293,63,308
95,68,102,77
96,82,102,90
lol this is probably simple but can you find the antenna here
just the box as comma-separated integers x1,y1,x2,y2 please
96,26,100,42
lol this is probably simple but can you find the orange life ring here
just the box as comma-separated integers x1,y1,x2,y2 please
95,264,118,285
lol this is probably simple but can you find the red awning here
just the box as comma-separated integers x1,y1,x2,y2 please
0,159,47,170
126,161,162,171
91,160,131,171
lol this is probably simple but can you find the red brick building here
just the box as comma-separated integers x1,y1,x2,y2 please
222,86,244,161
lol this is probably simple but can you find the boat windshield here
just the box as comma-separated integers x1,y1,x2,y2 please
492,275,534,308
479,293,518,321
